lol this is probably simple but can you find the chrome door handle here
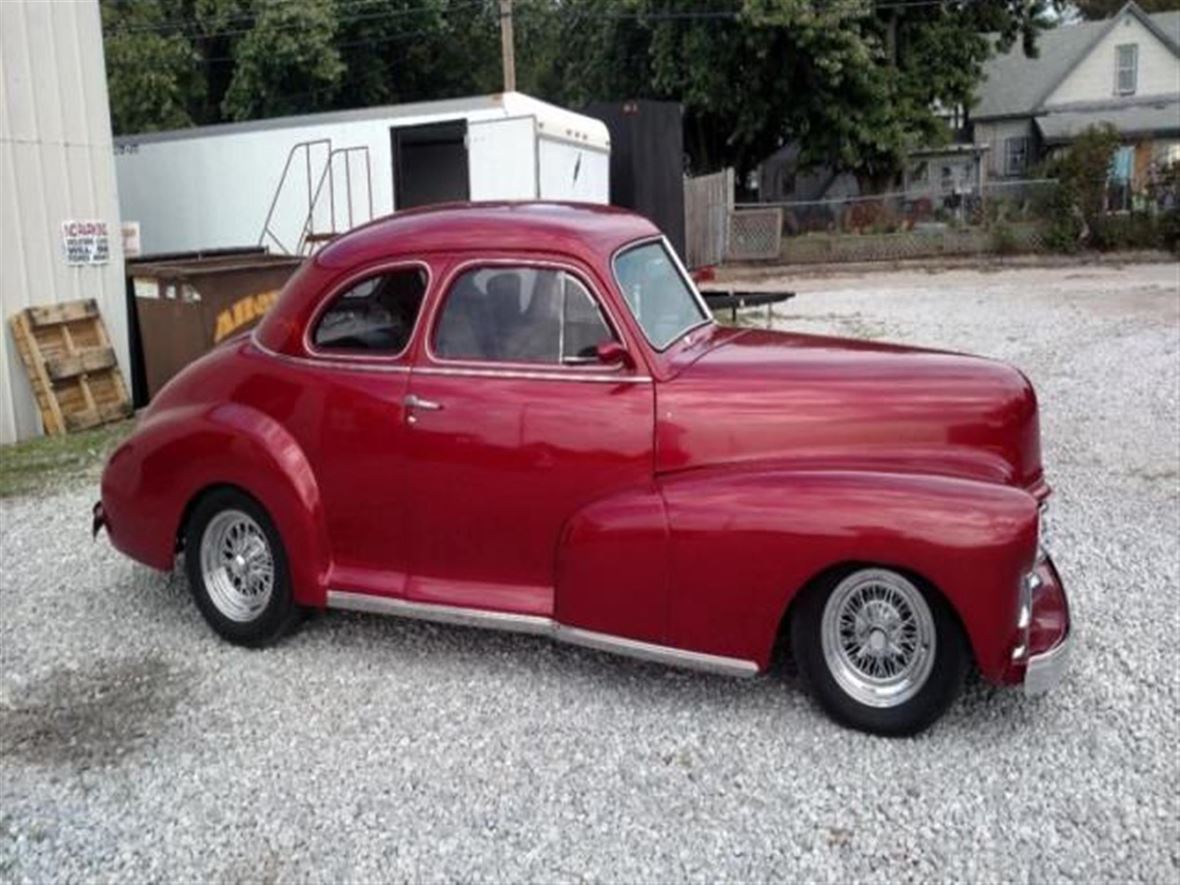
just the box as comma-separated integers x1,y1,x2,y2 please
404,394,443,411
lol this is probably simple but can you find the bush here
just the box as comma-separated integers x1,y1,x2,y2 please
1036,124,1121,252
1161,208,1180,253
1036,185,1085,253
1089,213,1165,251
990,220,1020,255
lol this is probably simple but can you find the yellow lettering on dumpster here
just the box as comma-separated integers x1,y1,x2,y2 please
213,289,281,343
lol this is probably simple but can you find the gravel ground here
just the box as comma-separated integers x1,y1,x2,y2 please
2,261,1178,883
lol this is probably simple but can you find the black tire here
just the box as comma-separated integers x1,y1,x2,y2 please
790,567,969,736
183,487,301,647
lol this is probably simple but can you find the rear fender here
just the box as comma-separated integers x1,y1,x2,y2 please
554,483,670,644
658,468,1039,681
101,402,330,606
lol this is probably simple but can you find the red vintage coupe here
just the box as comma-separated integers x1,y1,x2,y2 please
96,202,1070,735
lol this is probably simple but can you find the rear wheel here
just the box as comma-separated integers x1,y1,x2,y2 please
183,488,300,647
791,567,968,736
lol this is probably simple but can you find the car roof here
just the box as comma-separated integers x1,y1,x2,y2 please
314,201,661,269
255,201,662,357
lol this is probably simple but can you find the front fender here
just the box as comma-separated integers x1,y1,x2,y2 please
100,402,331,606
658,468,1039,681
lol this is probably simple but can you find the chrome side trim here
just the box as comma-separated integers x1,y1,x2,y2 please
251,335,412,374
412,365,652,384
327,591,552,635
1024,628,1072,697
554,625,759,678
325,590,758,677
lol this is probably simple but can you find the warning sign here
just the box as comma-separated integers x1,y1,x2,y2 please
61,220,111,266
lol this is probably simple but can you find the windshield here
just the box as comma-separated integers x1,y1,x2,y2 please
613,240,709,350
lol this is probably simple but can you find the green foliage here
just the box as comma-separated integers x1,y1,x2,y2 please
0,420,133,499
1036,184,1084,253
1035,124,1121,251
100,0,1051,185
221,0,345,120
1047,124,1121,221
101,0,206,132
990,219,1020,254
548,0,1050,182
1088,212,1167,251
1160,209,1180,253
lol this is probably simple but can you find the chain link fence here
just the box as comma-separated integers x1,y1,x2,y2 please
727,208,783,260
738,179,1061,238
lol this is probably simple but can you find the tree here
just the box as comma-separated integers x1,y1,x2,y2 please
542,0,1051,185
101,0,207,133
101,0,1051,190
220,0,346,120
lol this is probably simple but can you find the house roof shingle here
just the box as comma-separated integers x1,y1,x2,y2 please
973,5,1180,121
1036,97,1180,142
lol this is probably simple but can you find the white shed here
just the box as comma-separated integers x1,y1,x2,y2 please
114,92,612,257
0,0,129,444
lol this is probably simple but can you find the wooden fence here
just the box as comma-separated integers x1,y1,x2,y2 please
684,168,734,268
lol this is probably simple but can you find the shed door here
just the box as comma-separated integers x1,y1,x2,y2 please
467,116,538,201
391,120,469,210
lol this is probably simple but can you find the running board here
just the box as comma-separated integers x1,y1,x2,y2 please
326,590,759,678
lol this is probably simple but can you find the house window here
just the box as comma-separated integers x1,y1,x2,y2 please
1116,44,1138,95
1004,137,1030,176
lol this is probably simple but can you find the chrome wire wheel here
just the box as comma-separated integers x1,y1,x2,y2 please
198,509,275,623
820,569,937,709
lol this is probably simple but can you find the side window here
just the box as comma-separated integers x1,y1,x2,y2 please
312,267,427,354
434,266,616,365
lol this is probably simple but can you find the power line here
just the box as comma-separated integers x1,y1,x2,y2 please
103,0,490,40
192,18,474,64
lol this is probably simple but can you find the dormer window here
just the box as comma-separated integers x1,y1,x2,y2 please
1116,43,1138,95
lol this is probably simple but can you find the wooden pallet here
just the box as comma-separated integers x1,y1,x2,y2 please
8,298,132,435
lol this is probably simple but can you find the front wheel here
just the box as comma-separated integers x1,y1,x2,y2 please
183,488,300,647
791,567,969,736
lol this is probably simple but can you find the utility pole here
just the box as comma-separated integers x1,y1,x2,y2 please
499,0,516,93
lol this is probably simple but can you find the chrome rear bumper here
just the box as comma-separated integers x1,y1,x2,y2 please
1024,628,1072,697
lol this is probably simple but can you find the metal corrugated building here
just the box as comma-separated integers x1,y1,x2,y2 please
1,0,128,443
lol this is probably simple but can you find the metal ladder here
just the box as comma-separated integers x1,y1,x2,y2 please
258,140,374,255
297,146,374,255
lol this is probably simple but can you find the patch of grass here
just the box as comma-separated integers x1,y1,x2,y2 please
0,419,134,499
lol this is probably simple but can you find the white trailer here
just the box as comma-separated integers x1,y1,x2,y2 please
114,92,611,256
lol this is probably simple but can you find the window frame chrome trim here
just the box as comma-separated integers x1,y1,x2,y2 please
251,334,411,374
423,256,636,376
412,364,652,384
610,235,715,354
301,258,432,364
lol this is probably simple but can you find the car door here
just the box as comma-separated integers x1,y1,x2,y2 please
403,258,655,616
294,262,431,598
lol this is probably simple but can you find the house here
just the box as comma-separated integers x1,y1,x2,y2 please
757,143,862,204
972,1,1180,189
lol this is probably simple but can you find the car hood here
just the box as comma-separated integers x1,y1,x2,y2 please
656,328,1043,490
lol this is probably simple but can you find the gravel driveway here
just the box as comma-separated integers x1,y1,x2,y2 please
2,261,1177,883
